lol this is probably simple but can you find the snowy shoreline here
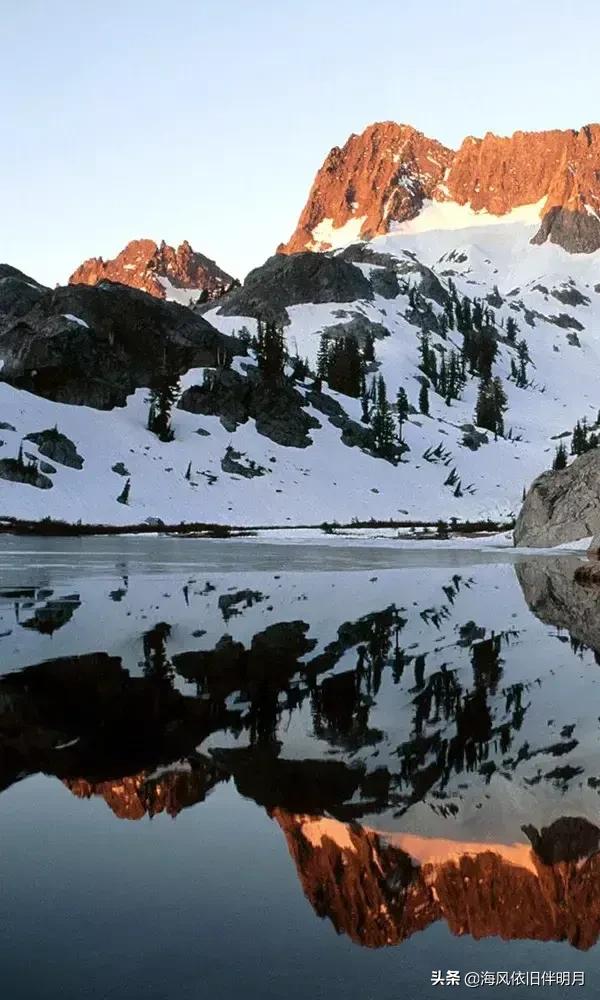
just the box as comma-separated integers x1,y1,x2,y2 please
0,516,592,556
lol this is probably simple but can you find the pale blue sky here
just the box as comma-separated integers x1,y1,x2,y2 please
3,0,600,286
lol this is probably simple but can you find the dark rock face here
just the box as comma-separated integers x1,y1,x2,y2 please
0,265,46,318
305,389,376,453
550,284,590,307
396,256,449,306
321,313,390,346
0,280,242,409
217,252,373,324
461,424,489,451
514,450,600,547
179,368,250,432
220,446,267,478
532,207,600,254
24,429,84,469
178,367,321,448
336,248,400,298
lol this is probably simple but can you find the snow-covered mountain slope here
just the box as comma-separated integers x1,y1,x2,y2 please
203,207,600,524
2,205,600,528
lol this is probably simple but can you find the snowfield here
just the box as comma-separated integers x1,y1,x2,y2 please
2,202,600,527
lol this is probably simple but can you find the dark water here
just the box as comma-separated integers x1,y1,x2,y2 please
2,537,600,999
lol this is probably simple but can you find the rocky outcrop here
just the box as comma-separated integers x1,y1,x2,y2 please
0,457,52,490
531,207,600,254
280,121,600,255
178,367,321,447
0,264,46,318
24,429,84,469
514,449,600,547
217,252,373,324
0,279,242,409
69,239,235,302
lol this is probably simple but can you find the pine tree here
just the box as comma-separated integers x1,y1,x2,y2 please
515,339,529,388
363,332,375,363
316,334,330,379
438,355,448,398
418,331,431,376
571,419,585,455
117,479,131,505
148,348,180,442
552,441,568,470
418,381,430,416
396,387,409,442
360,371,371,424
256,319,285,381
491,376,508,437
506,316,518,344
429,351,438,390
444,350,463,403
327,336,362,396
185,462,192,480
372,376,396,458
475,376,507,438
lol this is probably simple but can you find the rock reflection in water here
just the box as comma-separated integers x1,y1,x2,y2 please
4,552,600,955
275,811,600,950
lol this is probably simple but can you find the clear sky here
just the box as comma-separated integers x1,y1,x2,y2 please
3,0,600,286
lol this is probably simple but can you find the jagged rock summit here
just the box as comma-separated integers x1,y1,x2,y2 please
279,121,600,255
69,238,235,304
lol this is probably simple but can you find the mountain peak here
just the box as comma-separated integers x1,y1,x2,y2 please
278,122,453,254
280,121,600,255
69,238,235,304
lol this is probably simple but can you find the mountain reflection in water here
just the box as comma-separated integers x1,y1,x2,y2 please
3,547,600,959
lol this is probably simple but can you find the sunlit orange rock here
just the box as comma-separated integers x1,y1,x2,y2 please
280,122,600,254
69,239,234,301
